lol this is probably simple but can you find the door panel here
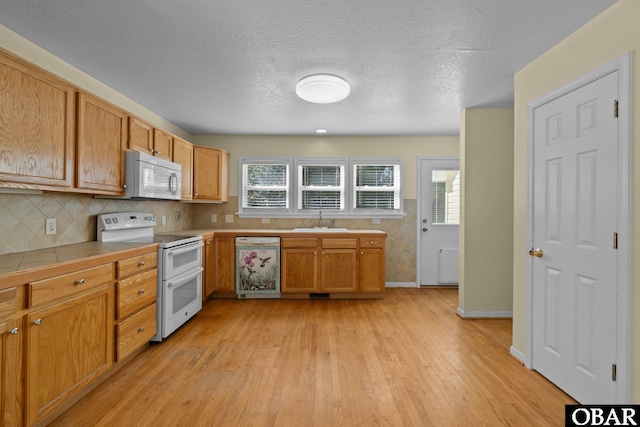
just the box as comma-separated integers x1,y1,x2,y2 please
419,158,459,286
532,71,618,403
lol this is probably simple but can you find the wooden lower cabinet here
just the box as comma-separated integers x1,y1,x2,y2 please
213,237,236,296
25,286,112,426
281,235,385,297
1,318,23,427
203,236,215,300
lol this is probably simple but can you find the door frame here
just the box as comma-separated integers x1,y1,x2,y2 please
524,53,631,402
416,156,460,287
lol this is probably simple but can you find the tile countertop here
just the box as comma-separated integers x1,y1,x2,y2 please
0,241,158,290
157,229,387,238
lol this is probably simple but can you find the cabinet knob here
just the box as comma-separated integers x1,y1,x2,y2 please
370,241,374,245
138,326,145,332
313,251,317,255
32,319,42,326
138,261,146,266
9,327,19,335
361,251,364,255
75,278,85,285
138,289,145,295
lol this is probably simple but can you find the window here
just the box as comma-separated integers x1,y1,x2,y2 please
239,156,403,218
240,159,291,213
352,160,401,213
297,159,345,211
431,169,460,224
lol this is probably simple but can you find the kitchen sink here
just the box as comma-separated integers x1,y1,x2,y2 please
292,227,349,232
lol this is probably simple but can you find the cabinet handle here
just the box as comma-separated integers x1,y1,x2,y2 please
138,261,146,266
32,319,42,326
361,251,364,255
76,278,85,285
138,289,145,295
138,326,145,332
322,251,325,255
313,251,317,255
370,241,374,245
9,327,19,335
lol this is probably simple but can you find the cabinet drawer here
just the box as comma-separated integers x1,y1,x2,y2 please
28,263,113,308
322,238,357,249
359,237,385,248
0,287,17,321
117,252,158,279
117,269,158,320
282,237,318,249
117,303,157,361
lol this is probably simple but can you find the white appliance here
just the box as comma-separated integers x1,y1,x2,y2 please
111,151,182,200
97,212,203,341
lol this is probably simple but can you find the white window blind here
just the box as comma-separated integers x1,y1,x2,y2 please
241,162,289,209
297,161,345,211
353,161,401,212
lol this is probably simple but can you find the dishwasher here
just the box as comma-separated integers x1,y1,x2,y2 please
235,237,281,298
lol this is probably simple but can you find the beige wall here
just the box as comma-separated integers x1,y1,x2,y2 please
459,109,514,314
0,24,190,140
512,0,639,401
191,135,459,199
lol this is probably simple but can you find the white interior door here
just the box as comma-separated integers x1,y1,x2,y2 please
419,158,460,286
531,71,618,403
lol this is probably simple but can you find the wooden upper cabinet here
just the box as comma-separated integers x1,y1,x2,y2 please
172,137,193,200
153,128,173,160
129,117,172,160
76,92,127,194
128,117,153,155
0,51,75,189
193,146,229,202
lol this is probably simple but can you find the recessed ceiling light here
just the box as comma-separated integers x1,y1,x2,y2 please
296,74,350,104
315,129,328,134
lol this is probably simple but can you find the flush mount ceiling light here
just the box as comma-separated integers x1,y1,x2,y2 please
296,74,350,104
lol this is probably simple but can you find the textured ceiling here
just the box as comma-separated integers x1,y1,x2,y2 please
0,0,616,136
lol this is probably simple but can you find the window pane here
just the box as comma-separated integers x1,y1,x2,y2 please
353,163,400,210
431,170,460,224
356,191,395,209
302,165,341,186
301,190,342,209
242,163,289,209
356,165,395,186
298,163,345,210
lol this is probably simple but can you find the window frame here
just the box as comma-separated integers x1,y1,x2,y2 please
295,157,347,213
238,156,404,219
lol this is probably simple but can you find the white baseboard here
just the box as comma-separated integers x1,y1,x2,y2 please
456,307,513,318
509,346,526,364
385,282,417,288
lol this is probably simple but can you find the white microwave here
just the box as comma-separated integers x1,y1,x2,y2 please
120,150,182,200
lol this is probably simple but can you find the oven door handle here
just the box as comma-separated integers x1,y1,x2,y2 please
166,241,204,257
167,267,204,288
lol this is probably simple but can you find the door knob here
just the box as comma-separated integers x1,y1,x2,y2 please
529,248,544,258
422,227,428,232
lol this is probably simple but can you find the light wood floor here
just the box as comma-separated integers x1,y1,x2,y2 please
51,288,575,426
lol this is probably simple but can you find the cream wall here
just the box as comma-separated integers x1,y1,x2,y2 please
0,24,190,140
459,109,514,315
191,135,459,199
512,0,639,401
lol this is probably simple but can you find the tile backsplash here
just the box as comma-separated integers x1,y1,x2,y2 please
0,193,417,284
0,193,191,255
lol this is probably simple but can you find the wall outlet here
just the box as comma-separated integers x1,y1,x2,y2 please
261,218,270,224
174,211,182,222
372,218,381,224
211,214,217,223
161,216,167,226
225,214,234,223
45,218,56,235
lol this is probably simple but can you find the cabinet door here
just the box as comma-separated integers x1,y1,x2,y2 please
359,248,385,293
0,52,74,189
76,92,127,194
153,128,173,160
281,248,318,293
193,146,229,201
203,237,215,299
214,237,235,293
320,249,357,292
172,137,193,200
128,117,153,155
25,286,112,426
0,319,22,427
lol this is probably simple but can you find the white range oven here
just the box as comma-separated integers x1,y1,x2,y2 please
97,212,203,342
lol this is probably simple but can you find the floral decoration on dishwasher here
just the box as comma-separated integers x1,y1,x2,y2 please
238,248,278,291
